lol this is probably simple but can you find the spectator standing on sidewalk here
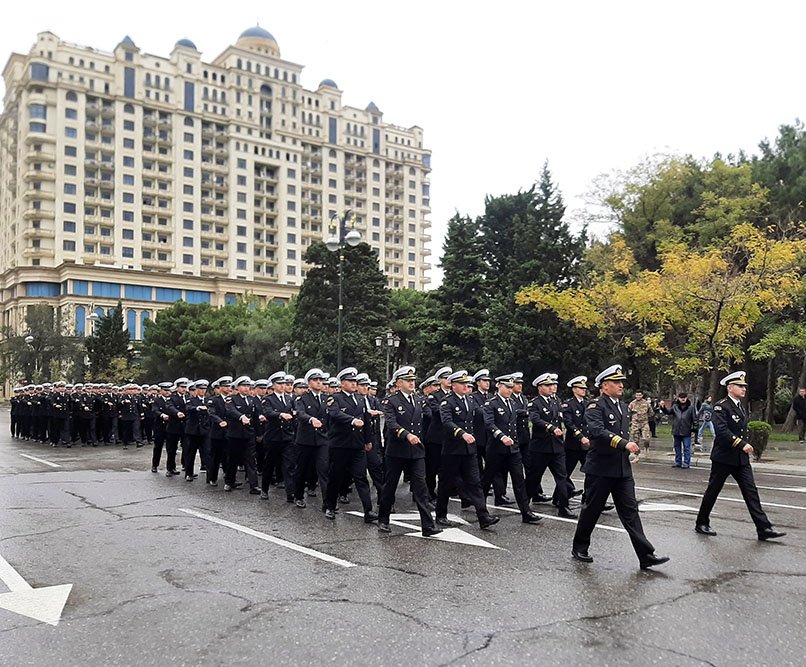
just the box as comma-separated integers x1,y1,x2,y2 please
662,393,696,468
793,388,806,445
695,396,715,450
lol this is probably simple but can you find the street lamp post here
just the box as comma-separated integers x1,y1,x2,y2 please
279,341,299,374
374,330,401,383
325,209,361,370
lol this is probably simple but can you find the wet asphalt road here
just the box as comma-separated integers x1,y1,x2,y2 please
1,419,805,666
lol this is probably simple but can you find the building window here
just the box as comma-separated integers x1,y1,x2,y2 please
30,62,49,81
64,183,77,195
63,240,76,251
64,221,76,232
122,247,134,258
183,254,193,264
122,229,134,240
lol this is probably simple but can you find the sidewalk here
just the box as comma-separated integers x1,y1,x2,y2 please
640,436,806,475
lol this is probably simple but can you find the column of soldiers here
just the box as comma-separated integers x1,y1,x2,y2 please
11,363,785,565
10,381,158,449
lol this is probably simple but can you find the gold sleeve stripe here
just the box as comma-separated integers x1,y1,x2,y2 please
396,428,406,437
454,428,462,437
610,435,621,448
732,437,742,447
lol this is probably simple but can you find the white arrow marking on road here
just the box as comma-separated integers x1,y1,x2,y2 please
638,502,698,513
346,512,501,549
0,554,72,626
477,501,628,533
179,508,356,568
635,486,806,511
19,453,61,468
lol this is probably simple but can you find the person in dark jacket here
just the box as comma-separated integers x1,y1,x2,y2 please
694,371,785,541
205,377,232,486
293,369,330,508
793,387,806,444
662,393,696,468
184,380,211,480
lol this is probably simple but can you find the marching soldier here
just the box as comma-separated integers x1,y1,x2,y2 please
528,373,575,518
163,378,190,476
424,366,452,501
694,371,786,541
560,376,590,501
293,369,330,509
224,376,260,494
481,374,542,525
377,366,441,536
356,372,385,503
48,381,71,447
323,367,377,522
117,384,140,448
572,364,669,569
150,382,172,472
205,377,232,486
261,372,297,502
435,370,499,530
184,380,211,480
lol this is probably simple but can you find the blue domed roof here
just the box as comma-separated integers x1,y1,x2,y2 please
175,38,197,50
319,78,339,89
239,26,277,41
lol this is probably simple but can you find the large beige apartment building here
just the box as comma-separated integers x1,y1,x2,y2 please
0,27,432,340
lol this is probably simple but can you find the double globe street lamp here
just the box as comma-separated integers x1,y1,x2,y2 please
325,209,361,370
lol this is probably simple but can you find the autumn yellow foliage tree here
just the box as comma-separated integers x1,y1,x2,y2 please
517,224,805,397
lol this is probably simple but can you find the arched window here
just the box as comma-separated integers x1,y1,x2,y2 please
140,311,150,337
127,310,137,340
66,91,77,102
184,116,194,127
75,305,86,336
124,103,134,114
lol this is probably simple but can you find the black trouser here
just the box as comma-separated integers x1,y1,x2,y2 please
143,418,154,443
379,457,435,530
77,418,95,445
97,415,113,443
165,432,182,473
224,437,258,488
436,453,491,521
556,448,586,502
49,417,70,445
528,449,570,509
482,449,531,517
206,438,227,483
649,420,657,438
520,441,544,496
798,418,806,441
152,430,166,469
325,447,372,513
295,445,328,501
573,474,655,560
365,445,385,500
696,461,773,532
262,439,296,496
424,441,441,499
119,419,135,446
184,434,207,477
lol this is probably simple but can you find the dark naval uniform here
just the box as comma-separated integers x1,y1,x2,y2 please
378,391,435,531
205,393,229,485
224,393,259,491
481,394,534,519
695,397,773,534
572,394,655,560
436,392,494,524
561,396,588,498
293,391,330,503
423,388,447,499
261,391,297,500
527,395,571,511
325,391,373,515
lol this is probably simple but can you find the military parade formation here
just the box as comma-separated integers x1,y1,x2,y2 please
9,364,786,567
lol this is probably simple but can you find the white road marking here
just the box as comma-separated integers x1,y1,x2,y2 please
486,502,628,533
636,459,806,480
777,487,806,493
19,454,61,468
179,508,356,568
637,502,698,513
348,511,501,549
635,486,806,511
0,554,72,626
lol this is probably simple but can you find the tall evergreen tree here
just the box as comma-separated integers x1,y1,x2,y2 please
292,241,390,375
85,301,132,381
432,214,488,369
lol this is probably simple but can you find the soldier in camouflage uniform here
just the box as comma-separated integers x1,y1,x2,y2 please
628,390,652,456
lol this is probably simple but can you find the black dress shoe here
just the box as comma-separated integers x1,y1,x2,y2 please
165,470,176,477
249,487,261,495
295,499,306,508
338,495,350,504
151,467,158,473
479,515,500,530
572,549,593,563
602,503,615,512
558,508,578,519
422,526,443,537
494,496,516,506
436,516,459,527
570,488,584,498
639,553,670,569
522,512,543,524
758,528,786,541
695,524,717,536
532,494,551,503
364,511,379,523
324,508,336,520
378,522,391,533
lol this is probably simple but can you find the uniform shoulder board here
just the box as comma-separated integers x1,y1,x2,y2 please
224,397,232,403
713,404,722,411
440,400,448,406
381,398,389,406
588,402,598,409
716,398,728,405
561,402,568,408
326,396,335,406
484,400,491,406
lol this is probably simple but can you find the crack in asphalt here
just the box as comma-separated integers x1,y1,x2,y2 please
438,632,495,666
64,490,126,519
0,524,83,542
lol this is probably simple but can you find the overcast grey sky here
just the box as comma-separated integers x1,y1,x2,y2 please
3,1,805,285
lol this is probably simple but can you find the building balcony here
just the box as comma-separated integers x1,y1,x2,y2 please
100,123,115,135
158,118,172,130
23,189,55,201
24,169,55,182
101,106,115,119
25,131,55,145
202,126,214,139
85,121,99,132
25,149,52,162
23,227,55,239
141,258,173,270
23,208,54,219
22,247,53,259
